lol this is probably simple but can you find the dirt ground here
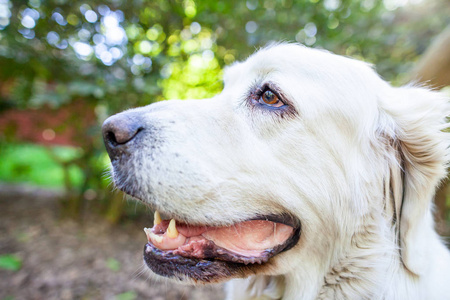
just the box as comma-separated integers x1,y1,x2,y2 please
0,184,225,300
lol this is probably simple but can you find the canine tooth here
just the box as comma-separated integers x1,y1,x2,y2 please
167,219,179,238
154,211,162,226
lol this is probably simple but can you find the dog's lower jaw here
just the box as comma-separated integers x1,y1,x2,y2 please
225,214,398,300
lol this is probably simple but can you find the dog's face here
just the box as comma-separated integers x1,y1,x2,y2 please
102,44,448,285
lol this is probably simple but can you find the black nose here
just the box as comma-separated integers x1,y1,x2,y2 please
102,112,144,159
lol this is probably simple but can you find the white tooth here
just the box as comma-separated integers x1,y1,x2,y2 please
167,219,178,238
149,231,163,243
154,211,162,226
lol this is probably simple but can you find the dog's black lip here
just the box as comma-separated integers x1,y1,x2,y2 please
143,216,301,282
144,243,247,282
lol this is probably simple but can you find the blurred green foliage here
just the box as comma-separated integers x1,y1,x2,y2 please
0,143,83,187
0,254,22,271
0,0,448,221
2,0,448,111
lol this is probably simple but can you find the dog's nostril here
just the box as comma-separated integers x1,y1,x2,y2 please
106,126,143,145
105,130,119,146
102,114,145,149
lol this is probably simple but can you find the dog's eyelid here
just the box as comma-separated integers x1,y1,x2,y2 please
245,81,297,118
259,83,280,95
258,83,290,107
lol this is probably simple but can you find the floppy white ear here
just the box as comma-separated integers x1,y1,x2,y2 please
380,86,449,275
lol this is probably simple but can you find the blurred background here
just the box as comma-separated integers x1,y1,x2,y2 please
0,0,449,299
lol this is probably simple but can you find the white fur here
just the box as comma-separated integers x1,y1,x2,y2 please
115,44,450,299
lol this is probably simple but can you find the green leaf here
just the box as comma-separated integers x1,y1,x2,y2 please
106,257,121,272
0,254,22,271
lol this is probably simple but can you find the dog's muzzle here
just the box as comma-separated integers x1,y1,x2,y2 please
101,109,302,283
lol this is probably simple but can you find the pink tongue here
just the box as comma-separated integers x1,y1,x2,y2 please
148,220,293,257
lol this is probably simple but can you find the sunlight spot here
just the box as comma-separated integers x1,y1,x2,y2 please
93,33,105,44
324,0,340,11
202,50,214,62
79,4,91,14
21,15,35,28
23,8,40,20
146,28,159,40
78,28,91,40
304,22,317,37
52,12,67,26
132,54,145,65
190,22,201,34
246,0,258,10
103,15,118,28
84,10,98,23
305,36,316,46
94,43,107,57
100,51,113,65
109,47,123,59
102,12,127,46
29,0,40,8
139,40,152,53
0,1,10,29
295,29,306,43
73,42,93,57
56,39,68,49
184,0,196,18
46,31,59,44
245,21,258,34
98,5,110,16
18,28,35,39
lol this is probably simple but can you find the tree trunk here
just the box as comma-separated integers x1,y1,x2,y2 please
410,26,450,235
410,26,450,89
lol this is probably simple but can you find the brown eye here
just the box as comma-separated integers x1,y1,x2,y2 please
259,89,284,107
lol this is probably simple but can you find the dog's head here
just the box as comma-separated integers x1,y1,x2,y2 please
102,44,449,285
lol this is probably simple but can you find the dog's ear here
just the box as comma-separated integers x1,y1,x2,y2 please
380,86,449,275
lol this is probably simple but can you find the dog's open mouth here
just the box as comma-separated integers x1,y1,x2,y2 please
143,211,300,282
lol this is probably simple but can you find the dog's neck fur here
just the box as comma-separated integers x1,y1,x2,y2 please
316,213,397,300
226,209,449,300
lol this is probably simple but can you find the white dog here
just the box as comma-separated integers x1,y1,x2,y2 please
102,44,450,300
